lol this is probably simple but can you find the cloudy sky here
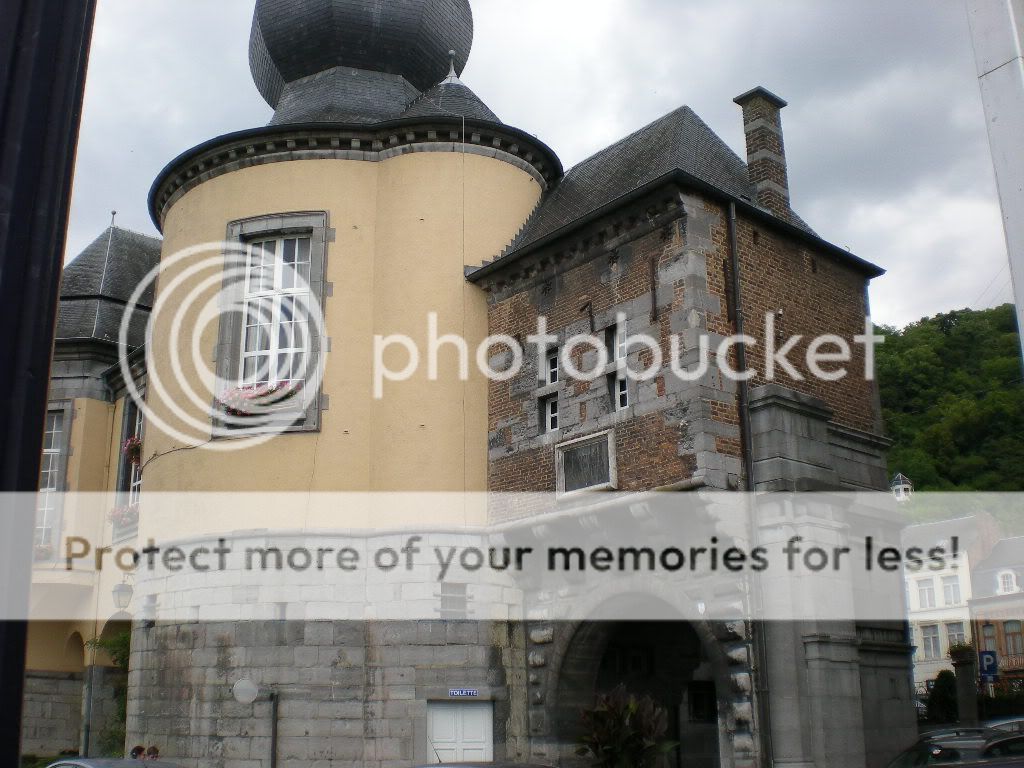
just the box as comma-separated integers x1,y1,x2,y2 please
65,0,1012,328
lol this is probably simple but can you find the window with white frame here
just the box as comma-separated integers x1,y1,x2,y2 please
241,236,312,386
920,624,941,660
999,570,1019,595
540,395,558,433
114,397,144,540
606,318,627,362
216,212,329,433
942,575,961,606
946,622,966,647
36,407,68,553
555,429,617,494
917,578,936,609
546,350,559,385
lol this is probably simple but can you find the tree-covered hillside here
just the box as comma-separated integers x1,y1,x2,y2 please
876,303,1023,491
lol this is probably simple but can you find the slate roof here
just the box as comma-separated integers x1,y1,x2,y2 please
57,226,162,347
976,537,1024,573
501,106,760,256
467,105,865,280
400,78,498,122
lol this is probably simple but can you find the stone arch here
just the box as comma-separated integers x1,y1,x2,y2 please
94,616,132,668
526,593,755,767
63,630,85,673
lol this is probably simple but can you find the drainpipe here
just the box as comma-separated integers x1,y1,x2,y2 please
270,690,279,768
725,201,774,766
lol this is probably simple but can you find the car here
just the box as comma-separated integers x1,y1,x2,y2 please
44,761,182,768
988,719,1024,734
889,734,989,767
979,734,1024,760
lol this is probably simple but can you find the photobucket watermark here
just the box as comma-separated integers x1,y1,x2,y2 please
372,313,884,398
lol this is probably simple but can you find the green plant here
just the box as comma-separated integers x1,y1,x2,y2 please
576,684,678,768
948,641,975,658
927,669,959,723
85,630,131,756
85,629,131,671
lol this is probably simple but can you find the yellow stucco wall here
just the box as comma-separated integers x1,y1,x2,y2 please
136,152,539,533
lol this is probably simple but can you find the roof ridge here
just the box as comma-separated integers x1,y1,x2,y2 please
565,105,697,173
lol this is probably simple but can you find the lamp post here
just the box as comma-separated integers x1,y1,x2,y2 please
232,679,279,768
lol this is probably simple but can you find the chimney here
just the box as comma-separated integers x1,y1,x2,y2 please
733,86,790,217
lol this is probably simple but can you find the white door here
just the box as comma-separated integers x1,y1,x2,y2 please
427,701,494,763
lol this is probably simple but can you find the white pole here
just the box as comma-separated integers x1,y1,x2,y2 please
967,0,1024,362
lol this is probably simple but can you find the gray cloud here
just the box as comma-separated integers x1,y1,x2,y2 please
65,0,1012,327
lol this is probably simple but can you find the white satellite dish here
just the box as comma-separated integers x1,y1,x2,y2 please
232,678,259,704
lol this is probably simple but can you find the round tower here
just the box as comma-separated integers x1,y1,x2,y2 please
141,0,561,528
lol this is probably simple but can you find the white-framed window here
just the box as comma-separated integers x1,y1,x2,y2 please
555,429,617,494
606,318,627,362
216,212,329,434
114,396,145,540
942,575,961,606
917,578,936,609
946,622,966,647
920,624,941,660
241,236,312,387
614,376,628,410
546,350,559,385
999,570,1019,595
540,395,559,433
36,409,66,549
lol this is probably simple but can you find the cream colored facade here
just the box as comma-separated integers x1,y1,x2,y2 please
145,153,539,512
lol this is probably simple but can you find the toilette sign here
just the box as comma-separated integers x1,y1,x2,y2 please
449,688,479,698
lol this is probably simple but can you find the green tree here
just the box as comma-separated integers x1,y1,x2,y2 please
926,670,959,723
876,304,1024,495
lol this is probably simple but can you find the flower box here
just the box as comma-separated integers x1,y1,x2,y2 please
218,381,303,418
109,503,140,529
122,435,143,466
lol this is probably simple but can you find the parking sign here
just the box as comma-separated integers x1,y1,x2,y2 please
979,650,999,682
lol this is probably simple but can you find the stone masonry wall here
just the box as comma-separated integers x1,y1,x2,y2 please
21,671,83,758
127,620,528,768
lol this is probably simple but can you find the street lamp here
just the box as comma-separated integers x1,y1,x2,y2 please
112,579,133,611
232,678,279,768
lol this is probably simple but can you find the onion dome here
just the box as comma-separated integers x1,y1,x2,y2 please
249,0,476,124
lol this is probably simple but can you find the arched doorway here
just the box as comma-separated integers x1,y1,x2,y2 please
553,619,721,768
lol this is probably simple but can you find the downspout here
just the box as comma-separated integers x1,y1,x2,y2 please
725,201,774,766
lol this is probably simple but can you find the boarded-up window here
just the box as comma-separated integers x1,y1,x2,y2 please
557,430,616,494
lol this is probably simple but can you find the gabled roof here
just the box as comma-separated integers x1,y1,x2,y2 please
401,78,499,123
468,105,882,281
504,106,763,256
57,226,162,347
975,537,1024,573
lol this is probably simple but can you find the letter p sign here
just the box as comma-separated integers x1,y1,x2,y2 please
979,650,999,682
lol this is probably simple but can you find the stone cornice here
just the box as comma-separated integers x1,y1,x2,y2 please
149,118,563,231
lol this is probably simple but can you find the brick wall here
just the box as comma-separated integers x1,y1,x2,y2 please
482,185,881,495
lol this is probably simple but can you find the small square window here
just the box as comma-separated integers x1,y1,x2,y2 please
607,374,629,411
540,395,559,433
605,319,627,362
546,350,559,385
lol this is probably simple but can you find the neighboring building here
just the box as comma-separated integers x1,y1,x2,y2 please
22,225,159,757
24,1,918,767
901,514,1001,694
971,537,1024,689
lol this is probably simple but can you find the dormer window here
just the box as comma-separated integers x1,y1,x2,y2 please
998,570,1019,595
